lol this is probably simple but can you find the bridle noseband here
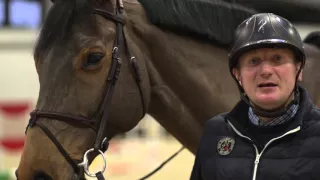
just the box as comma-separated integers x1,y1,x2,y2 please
20,0,146,179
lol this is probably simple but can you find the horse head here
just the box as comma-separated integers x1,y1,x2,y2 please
16,0,150,179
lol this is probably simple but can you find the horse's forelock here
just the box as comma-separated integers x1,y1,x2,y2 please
34,0,96,61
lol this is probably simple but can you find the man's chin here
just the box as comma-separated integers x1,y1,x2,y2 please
251,97,283,111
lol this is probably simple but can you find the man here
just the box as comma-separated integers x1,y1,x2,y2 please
190,13,320,180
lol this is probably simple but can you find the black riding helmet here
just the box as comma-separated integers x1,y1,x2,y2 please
228,13,306,118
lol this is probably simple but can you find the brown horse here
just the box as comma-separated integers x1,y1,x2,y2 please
16,0,320,179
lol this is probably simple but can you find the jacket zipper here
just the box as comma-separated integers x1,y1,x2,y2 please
227,121,301,180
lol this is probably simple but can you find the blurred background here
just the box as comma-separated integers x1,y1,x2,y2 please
0,0,319,180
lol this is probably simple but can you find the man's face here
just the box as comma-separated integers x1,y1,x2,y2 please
233,48,302,110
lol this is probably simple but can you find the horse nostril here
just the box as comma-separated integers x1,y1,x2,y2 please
33,171,53,180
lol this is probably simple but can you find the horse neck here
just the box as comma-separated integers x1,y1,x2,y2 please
126,1,237,120
124,0,241,153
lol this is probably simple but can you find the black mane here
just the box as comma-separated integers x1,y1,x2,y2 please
138,0,257,48
34,0,97,59
304,31,320,49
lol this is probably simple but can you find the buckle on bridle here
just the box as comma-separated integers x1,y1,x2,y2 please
77,148,107,178
112,47,118,54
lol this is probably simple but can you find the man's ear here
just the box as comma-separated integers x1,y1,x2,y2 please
298,69,303,82
232,68,242,85
296,62,303,82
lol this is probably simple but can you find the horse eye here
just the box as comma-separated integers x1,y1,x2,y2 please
83,53,104,68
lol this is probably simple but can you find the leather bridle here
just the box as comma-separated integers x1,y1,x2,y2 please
20,0,146,179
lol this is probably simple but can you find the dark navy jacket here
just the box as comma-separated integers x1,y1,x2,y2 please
190,86,320,180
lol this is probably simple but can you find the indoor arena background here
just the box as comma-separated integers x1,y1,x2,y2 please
0,1,319,180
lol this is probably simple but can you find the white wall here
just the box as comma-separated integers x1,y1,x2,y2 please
0,29,39,101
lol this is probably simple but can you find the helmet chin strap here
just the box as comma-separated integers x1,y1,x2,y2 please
240,84,300,118
244,65,303,118
232,63,303,119
240,85,300,118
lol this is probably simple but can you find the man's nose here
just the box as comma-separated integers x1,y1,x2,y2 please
259,61,273,77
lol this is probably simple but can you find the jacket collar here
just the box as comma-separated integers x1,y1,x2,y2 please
224,85,314,135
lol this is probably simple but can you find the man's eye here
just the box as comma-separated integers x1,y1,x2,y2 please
274,55,283,62
248,58,259,65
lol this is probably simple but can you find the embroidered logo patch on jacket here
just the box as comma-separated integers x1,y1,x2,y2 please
217,137,235,155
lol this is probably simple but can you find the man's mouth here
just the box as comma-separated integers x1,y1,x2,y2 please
258,82,278,88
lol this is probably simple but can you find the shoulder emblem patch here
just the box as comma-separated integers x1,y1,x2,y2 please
217,137,235,156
